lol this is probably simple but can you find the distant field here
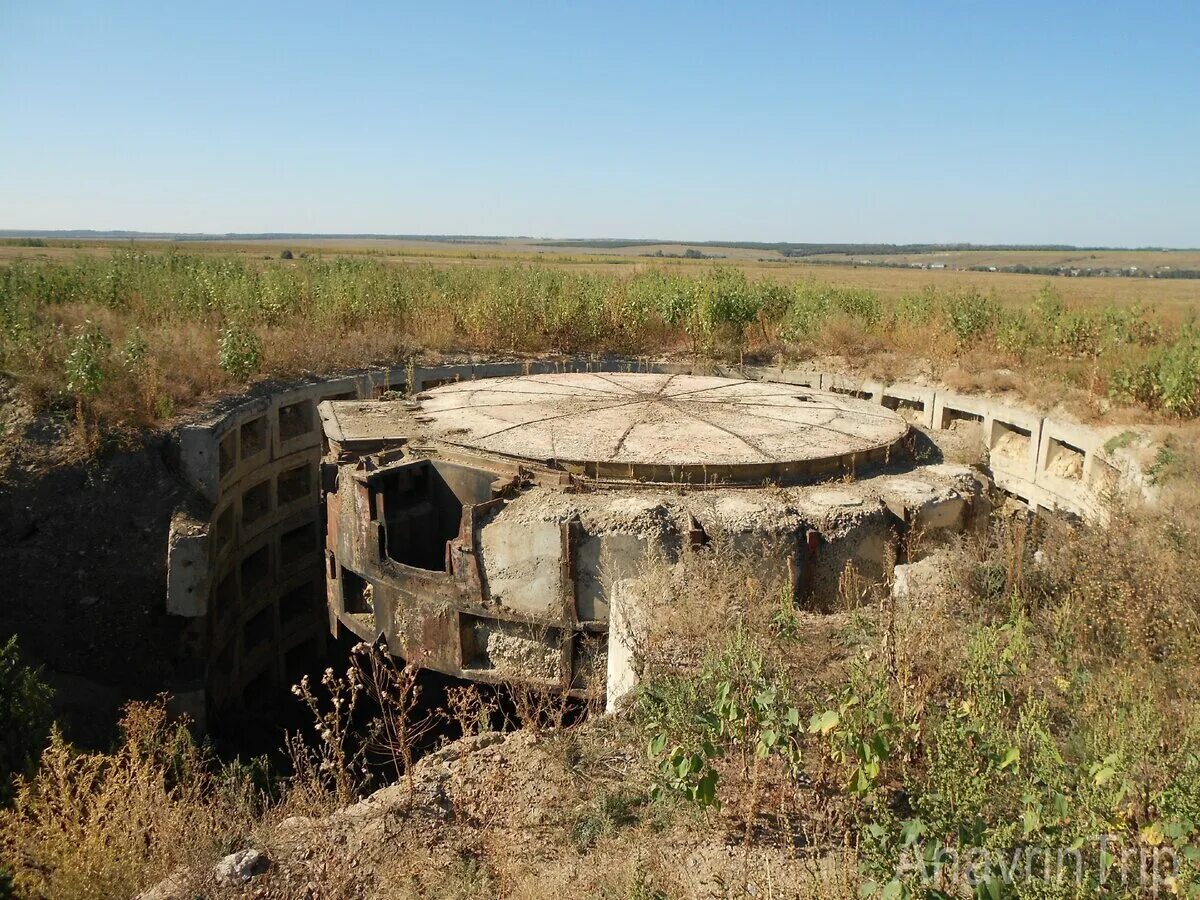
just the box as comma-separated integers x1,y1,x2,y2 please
3,238,1198,316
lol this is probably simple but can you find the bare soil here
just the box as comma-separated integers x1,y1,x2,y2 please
0,378,187,746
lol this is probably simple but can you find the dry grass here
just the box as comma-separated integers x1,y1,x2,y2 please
5,443,1200,897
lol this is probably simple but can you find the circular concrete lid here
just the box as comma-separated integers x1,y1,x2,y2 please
417,373,909,483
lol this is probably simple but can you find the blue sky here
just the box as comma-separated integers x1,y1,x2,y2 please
1,1,1196,245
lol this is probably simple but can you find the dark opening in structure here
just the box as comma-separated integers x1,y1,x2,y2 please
370,460,497,572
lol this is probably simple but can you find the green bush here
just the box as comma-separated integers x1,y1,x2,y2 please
0,637,53,805
637,631,803,809
63,321,110,398
217,323,263,381
943,289,999,345
1110,328,1200,416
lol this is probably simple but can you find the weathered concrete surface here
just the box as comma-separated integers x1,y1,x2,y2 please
416,373,910,483
166,511,211,618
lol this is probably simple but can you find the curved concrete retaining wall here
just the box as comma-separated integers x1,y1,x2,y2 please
165,358,1159,727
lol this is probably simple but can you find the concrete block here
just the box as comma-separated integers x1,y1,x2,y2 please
880,478,967,534
984,403,1043,480
270,377,363,459
166,511,211,618
605,580,647,712
880,383,937,428
470,361,526,380
414,364,476,391
574,532,648,623
931,391,990,432
180,396,271,503
1035,418,1102,517
774,368,825,389
478,518,564,618
820,373,885,402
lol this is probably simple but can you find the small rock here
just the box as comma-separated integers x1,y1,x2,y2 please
135,869,189,900
278,815,314,830
80,595,99,607
214,848,270,884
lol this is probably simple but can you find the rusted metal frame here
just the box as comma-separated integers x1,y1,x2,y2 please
558,516,583,692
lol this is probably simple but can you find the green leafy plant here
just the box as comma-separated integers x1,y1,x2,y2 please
217,322,262,381
638,634,803,809
0,637,53,804
64,321,110,397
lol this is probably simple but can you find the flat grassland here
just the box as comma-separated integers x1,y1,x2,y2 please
4,238,1199,312
2,239,1199,441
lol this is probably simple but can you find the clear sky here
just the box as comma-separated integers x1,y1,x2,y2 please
1,1,1197,245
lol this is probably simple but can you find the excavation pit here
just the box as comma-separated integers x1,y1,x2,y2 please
319,372,984,708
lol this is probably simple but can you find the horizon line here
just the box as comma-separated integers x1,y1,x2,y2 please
0,229,1194,253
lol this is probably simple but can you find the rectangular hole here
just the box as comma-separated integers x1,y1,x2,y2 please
941,408,984,431
215,570,238,618
278,399,314,443
340,567,371,614
242,479,271,526
277,463,313,506
990,421,1032,462
239,544,271,597
830,387,873,400
459,613,562,682
882,396,927,423
323,390,357,402
882,396,925,413
373,460,495,572
241,666,276,710
214,636,236,682
218,431,237,479
1046,437,1085,481
284,639,318,688
280,520,318,567
215,505,235,551
372,382,407,398
243,604,275,651
280,581,317,624
240,415,268,459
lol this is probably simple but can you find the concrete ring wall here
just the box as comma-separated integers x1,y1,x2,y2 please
165,357,1160,727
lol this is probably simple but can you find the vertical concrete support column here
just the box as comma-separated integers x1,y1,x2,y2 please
605,581,647,713
166,508,212,732
167,510,211,617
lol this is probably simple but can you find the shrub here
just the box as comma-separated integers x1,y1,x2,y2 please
1110,328,1200,416
0,638,53,805
637,630,803,809
697,267,760,345
943,289,998,345
63,321,110,398
217,323,262,381
0,701,261,899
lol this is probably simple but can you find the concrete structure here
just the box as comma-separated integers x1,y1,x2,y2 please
319,374,981,707
165,359,1161,725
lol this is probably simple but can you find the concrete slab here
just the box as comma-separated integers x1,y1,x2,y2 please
415,373,908,483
